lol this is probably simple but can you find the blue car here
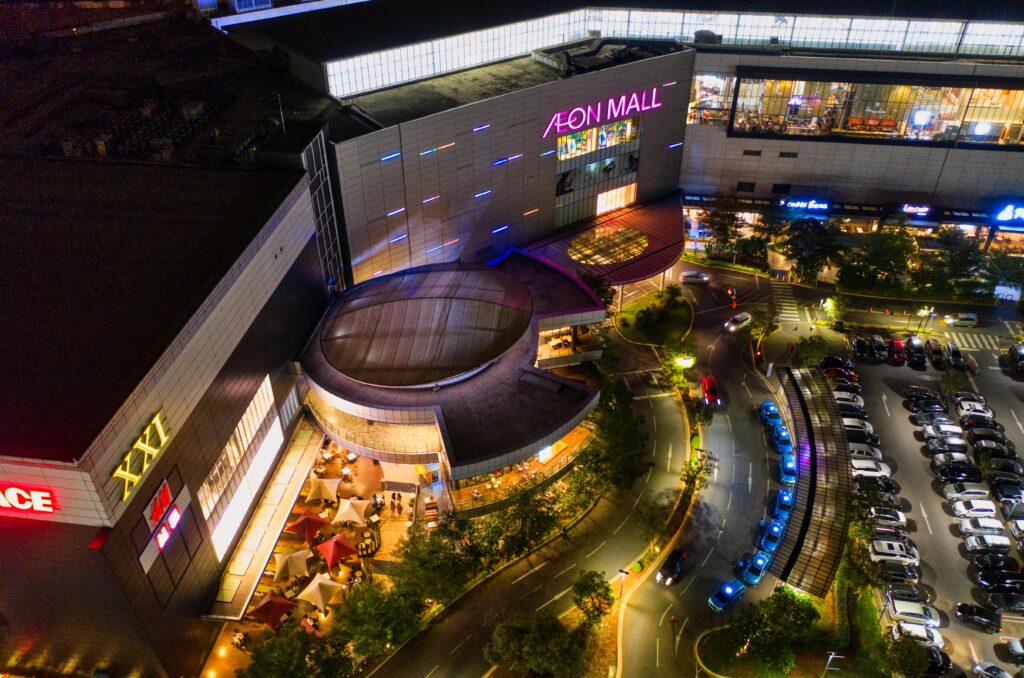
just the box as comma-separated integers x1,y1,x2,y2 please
774,487,795,522
759,519,786,553
738,551,773,586
708,578,748,612
780,452,797,485
772,425,792,450
759,400,781,426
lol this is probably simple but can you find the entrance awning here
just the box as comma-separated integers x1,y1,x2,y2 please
204,420,323,621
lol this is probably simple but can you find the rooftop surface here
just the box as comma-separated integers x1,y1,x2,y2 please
320,266,534,387
0,159,304,463
234,0,1024,64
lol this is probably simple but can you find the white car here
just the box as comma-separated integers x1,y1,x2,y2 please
1008,519,1024,540
891,621,945,649
849,443,883,461
965,535,1012,553
851,459,892,478
942,482,990,501
834,392,865,408
680,271,710,284
869,507,907,528
888,600,940,627
922,423,963,439
724,312,752,332
932,452,974,468
944,312,978,327
871,540,920,565
956,401,995,419
843,418,874,434
957,518,1005,536
973,662,1013,678
953,499,998,519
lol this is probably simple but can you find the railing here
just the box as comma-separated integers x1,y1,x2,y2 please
306,395,442,455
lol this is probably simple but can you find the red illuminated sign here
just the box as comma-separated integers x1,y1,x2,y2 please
145,480,173,532
155,506,181,551
0,485,56,514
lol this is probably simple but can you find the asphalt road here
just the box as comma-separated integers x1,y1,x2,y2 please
852,326,1024,675
619,266,783,676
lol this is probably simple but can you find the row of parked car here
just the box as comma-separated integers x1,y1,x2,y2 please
706,400,797,612
850,333,971,371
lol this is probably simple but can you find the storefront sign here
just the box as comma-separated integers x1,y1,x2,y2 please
542,86,662,138
995,204,1024,223
143,479,174,532
139,484,191,573
154,506,182,551
901,204,931,216
779,198,830,211
112,412,170,502
0,485,56,514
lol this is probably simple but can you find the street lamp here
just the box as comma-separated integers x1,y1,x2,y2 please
675,355,696,369
618,569,629,599
820,651,844,677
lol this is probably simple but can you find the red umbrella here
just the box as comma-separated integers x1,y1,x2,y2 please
247,592,297,630
285,513,330,543
316,533,358,569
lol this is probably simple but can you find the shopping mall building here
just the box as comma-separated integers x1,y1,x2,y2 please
6,1,1024,676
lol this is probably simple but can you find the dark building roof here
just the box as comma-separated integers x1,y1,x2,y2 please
0,159,304,463
235,0,1024,64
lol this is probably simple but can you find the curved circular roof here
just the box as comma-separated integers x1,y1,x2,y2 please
320,266,534,387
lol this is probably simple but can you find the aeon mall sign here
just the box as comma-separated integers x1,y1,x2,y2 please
542,86,662,138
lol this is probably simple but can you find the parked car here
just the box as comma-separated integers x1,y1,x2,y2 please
851,335,872,360
852,459,892,478
952,391,986,405
922,423,964,439
888,600,940,627
887,582,929,604
1007,343,1024,372
993,481,1024,504
916,412,955,427
890,621,944,649
962,413,999,429
759,400,781,426
888,338,908,363
820,356,854,370
957,401,996,420
943,482,990,501
953,500,998,519
911,399,946,414
883,562,921,583
965,535,1012,554
925,338,945,368
955,602,1002,632
680,270,709,284
831,380,862,395
837,403,869,420
989,458,1024,477
945,312,979,327
772,426,792,452
905,385,940,400
701,374,721,408
780,452,797,485
774,487,795,521
656,549,686,586
959,518,1006,537
724,312,752,332
872,540,920,565
738,551,773,586
855,477,901,496
925,648,953,676
1010,521,1024,542
708,579,747,612
823,367,858,382
937,463,983,484
846,428,880,446
976,570,1024,593
946,341,968,369
988,593,1024,614
833,391,865,408
926,437,969,454
759,519,786,553
976,441,1017,461
849,443,883,461
872,335,888,361
932,452,974,468
907,336,928,368
969,429,1014,448
1006,637,1024,663
870,506,907,528
972,554,1021,573
873,526,914,546
973,661,1013,678
843,418,874,435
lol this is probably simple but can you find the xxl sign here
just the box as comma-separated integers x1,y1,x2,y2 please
542,86,662,138
0,485,56,513
112,413,170,502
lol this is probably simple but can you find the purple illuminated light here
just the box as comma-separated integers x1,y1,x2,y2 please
542,87,662,138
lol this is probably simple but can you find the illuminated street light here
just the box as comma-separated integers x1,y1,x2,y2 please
674,355,695,369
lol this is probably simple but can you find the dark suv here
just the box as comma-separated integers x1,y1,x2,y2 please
955,602,1002,632
925,339,945,368
1009,343,1024,372
656,549,686,586
906,336,928,368
946,341,967,369
989,592,1024,614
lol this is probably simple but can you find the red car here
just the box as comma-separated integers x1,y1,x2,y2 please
823,367,859,383
701,375,721,407
888,338,907,364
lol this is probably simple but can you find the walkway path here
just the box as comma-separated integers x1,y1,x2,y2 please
770,279,802,325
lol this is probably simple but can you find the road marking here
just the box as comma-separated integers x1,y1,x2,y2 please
726,414,733,432
675,617,689,657
919,502,933,535
680,579,694,596
586,541,606,558
632,491,643,509
656,637,660,668
659,603,673,627
700,547,714,567
743,383,753,401
721,516,728,529
1013,409,1024,437
731,463,736,483
748,462,753,492
449,635,474,655
512,562,548,584
1003,615,1024,624
667,443,673,473
968,639,980,664
713,467,719,484
536,588,572,611
731,439,736,455
554,563,576,578
646,465,654,483
518,584,542,601
612,516,630,535
881,392,891,417
726,490,733,511
989,366,1005,370
652,415,657,432
425,665,440,677
993,352,1001,362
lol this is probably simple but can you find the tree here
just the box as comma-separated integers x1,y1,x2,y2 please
635,489,677,545
681,392,714,428
735,586,819,674
780,218,841,284
305,627,356,678
485,614,585,678
493,486,558,559
572,570,614,626
590,339,650,489
578,271,615,308
699,200,745,246
484,617,531,672
937,226,988,297
885,632,930,676
986,249,1024,302
331,580,423,657
938,369,969,400
845,537,887,590
792,334,831,367
749,301,777,348
754,202,789,244
237,621,313,678
663,283,683,307
837,223,916,292
391,524,473,605
680,450,718,493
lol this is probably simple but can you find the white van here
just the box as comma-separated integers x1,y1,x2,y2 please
953,500,998,518
957,518,1005,536
944,312,978,328
888,600,940,627
942,483,990,501
843,418,874,435
965,535,1012,553
871,540,920,565
849,443,883,461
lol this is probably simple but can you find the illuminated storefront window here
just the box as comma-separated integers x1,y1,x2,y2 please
557,118,639,161
688,74,735,125
556,151,638,196
731,75,1024,146
596,182,638,215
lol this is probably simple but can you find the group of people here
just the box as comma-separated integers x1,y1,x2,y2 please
371,491,405,517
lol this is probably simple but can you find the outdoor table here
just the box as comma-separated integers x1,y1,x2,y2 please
341,467,352,478
368,514,380,527
345,452,358,463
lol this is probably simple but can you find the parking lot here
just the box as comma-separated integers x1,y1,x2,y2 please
846,331,1024,674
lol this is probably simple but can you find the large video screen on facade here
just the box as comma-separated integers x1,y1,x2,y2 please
557,117,639,161
727,74,1024,146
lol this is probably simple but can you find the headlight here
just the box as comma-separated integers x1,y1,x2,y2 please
656,572,663,582
664,577,673,586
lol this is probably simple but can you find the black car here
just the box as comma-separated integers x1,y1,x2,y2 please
990,458,1024,476
837,403,869,420
883,561,920,584
925,338,945,368
989,592,1024,613
915,412,955,427
993,481,1024,503
831,381,862,395
656,548,686,586
976,440,1017,461
946,341,967,369
873,526,914,546
973,554,1022,573
956,602,1003,632
924,648,953,676
977,570,1024,592
1008,343,1024,372
936,462,983,483
952,391,986,405
963,417,1005,433
820,356,854,370
887,583,929,604
846,429,880,446
911,399,946,414
970,429,1014,447
852,335,872,360
907,336,928,368
926,437,968,454
905,385,940,400
871,335,888,361
854,477,901,495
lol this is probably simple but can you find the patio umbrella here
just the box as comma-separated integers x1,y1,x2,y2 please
273,548,312,581
247,592,297,630
332,498,370,525
316,533,358,569
297,573,345,611
285,513,330,543
306,478,342,503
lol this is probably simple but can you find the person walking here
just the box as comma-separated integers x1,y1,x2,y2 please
389,499,395,515
397,501,403,516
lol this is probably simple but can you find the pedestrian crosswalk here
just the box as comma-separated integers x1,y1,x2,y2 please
947,330,1007,351
770,280,802,324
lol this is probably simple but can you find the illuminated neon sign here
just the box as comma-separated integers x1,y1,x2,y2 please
0,485,56,513
996,204,1024,222
542,87,662,138
901,204,931,216
112,412,170,502
154,506,181,551
779,198,830,211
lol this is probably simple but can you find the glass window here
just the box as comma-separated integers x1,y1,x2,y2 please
596,183,638,215
556,151,639,196
689,74,735,125
556,117,638,161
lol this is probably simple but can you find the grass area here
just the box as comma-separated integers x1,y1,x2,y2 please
615,294,692,348
680,253,769,277
847,589,888,677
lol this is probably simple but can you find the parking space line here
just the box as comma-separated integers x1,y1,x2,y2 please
700,547,714,567
919,502,933,535
586,541,606,558
968,639,980,664
675,617,689,656
1012,409,1024,437
659,603,673,627
726,414,732,432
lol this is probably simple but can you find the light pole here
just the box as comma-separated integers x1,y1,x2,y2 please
618,569,629,600
820,651,844,677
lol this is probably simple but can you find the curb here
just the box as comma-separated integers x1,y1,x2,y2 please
680,255,770,279
693,625,735,678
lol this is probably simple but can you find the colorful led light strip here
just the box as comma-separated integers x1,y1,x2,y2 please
386,207,406,217
490,158,508,166
380,151,401,161
426,245,443,254
668,141,683,149
474,189,492,198
422,195,440,203
443,237,460,247
437,142,456,150
523,208,539,216
374,270,386,276
492,225,509,234
539,149,556,157
419,147,437,156
389,234,408,243
508,153,523,161
473,124,490,132
663,81,678,87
